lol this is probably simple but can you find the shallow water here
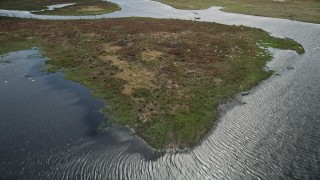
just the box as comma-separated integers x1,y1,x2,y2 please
0,0,319,179
31,3,76,13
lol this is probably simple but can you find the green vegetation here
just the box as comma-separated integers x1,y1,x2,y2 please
0,17,304,149
0,0,120,16
0,0,90,10
157,0,320,24
0,31,36,55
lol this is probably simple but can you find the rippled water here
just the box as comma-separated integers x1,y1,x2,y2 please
0,0,319,179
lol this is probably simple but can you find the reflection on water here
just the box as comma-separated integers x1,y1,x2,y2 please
0,0,319,179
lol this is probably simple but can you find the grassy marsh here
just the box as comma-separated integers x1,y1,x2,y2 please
0,17,304,149
0,0,120,16
158,0,320,24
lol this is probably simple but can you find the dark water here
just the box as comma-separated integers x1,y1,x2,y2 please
0,0,320,179
0,49,157,179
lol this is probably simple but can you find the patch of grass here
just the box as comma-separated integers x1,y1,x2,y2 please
34,1,120,16
0,17,304,150
0,22,35,55
46,65,61,73
157,0,320,24
0,40,32,55
258,37,304,54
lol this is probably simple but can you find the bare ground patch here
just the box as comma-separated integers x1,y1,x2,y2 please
101,55,156,95
78,6,104,12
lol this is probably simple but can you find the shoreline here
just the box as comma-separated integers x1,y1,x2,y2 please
157,0,320,24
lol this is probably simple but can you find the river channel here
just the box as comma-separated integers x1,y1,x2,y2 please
0,0,319,179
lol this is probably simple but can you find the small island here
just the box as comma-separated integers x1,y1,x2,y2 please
0,0,120,16
0,16,304,149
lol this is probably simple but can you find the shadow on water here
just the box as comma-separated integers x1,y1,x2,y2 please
0,49,160,179
43,71,106,137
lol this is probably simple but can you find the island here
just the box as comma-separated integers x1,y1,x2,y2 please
0,0,120,16
0,0,306,150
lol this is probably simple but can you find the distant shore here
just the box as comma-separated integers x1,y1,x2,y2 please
158,0,320,24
